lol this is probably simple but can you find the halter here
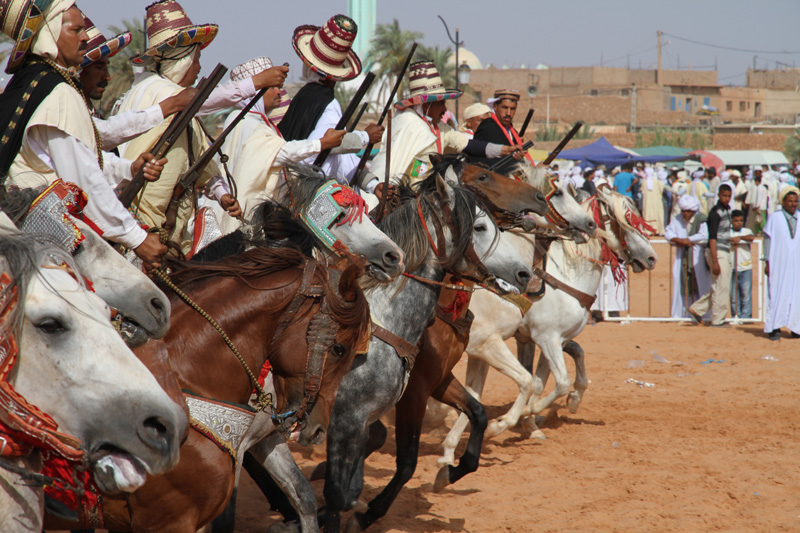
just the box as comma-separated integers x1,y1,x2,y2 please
542,175,570,230
297,181,369,258
585,196,626,285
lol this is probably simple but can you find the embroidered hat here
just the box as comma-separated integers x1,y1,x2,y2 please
80,12,131,68
130,0,218,67
493,89,520,102
292,15,361,81
230,56,272,82
269,88,291,125
0,0,55,72
395,60,462,110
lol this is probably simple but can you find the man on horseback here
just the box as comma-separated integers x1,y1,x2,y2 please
473,89,534,171
369,61,521,189
0,0,168,267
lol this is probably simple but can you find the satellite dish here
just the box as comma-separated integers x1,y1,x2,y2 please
527,85,538,97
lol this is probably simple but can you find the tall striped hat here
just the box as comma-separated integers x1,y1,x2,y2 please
395,60,462,110
130,0,217,67
0,0,54,73
291,14,361,82
80,12,131,68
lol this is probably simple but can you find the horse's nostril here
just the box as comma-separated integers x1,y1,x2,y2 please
139,416,171,452
384,250,400,267
587,221,596,230
648,256,657,267
536,192,546,203
517,270,532,282
151,298,166,316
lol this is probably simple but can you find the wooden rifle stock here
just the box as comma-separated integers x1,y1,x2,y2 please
118,63,228,208
489,140,533,172
518,109,534,137
352,42,418,185
543,121,584,165
313,72,375,168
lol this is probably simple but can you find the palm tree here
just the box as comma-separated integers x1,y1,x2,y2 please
98,19,145,117
364,19,423,104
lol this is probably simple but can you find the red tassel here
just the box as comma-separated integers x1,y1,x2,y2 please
41,455,99,512
441,280,472,320
332,187,368,227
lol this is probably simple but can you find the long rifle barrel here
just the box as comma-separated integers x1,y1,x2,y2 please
348,102,369,132
543,121,584,166
488,141,534,172
118,63,228,207
518,109,534,137
313,72,376,167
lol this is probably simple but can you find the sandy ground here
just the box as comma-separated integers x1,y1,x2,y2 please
231,240,800,532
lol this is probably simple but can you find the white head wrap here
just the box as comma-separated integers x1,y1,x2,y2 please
31,0,76,62
463,103,491,120
779,185,799,203
644,166,655,191
657,168,668,183
677,170,687,180
678,194,701,212
720,170,730,181
692,170,704,180
779,172,790,183
154,45,199,85
594,169,604,179
570,165,582,176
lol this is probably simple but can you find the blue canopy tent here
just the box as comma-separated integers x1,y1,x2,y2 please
557,137,691,168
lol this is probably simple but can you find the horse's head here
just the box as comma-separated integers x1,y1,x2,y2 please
428,154,549,220
0,233,187,495
70,219,171,346
270,260,371,446
597,188,658,272
517,163,598,239
283,165,405,281
418,172,532,294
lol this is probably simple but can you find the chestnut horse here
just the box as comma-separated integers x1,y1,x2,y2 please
47,247,371,532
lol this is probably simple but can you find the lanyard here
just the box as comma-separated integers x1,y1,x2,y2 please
491,113,533,164
252,111,282,138
417,111,443,154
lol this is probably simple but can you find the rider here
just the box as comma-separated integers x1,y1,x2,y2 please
473,89,534,171
0,0,168,267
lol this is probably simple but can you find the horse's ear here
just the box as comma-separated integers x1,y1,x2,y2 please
443,166,459,186
435,173,456,206
338,259,366,303
429,153,444,167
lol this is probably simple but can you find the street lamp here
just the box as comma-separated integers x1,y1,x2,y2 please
458,62,471,86
437,15,464,120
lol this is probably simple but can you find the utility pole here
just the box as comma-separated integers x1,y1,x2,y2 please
546,93,550,129
630,84,637,132
657,30,662,85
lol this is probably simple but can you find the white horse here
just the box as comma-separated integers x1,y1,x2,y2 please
0,232,188,532
440,188,658,463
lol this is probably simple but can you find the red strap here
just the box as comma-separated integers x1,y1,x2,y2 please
417,201,439,256
251,110,283,138
418,111,443,154
490,113,534,164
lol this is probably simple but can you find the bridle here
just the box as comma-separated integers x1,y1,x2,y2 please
295,181,369,258
541,175,571,230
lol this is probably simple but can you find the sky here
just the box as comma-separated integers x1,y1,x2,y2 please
27,0,800,86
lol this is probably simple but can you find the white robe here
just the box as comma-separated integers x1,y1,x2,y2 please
763,210,800,333
591,263,627,312
664,215,710,318
642,178,666,235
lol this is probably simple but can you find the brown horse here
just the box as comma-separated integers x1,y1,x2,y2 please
45,247,371,532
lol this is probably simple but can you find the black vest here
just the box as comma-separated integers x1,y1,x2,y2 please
277,82,335,141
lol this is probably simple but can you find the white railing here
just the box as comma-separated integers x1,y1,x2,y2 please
601,238,765,324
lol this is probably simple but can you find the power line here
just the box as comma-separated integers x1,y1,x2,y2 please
662,32,800,55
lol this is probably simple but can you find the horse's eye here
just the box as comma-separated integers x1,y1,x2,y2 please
554,189,563,196
333,211,346,224
36,318,66,335
331,343,347,358
474,223,488,232
478,173,489,182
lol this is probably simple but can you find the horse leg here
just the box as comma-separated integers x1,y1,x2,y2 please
563,340,588,413
246,433,316,533
209,487,239,533
439,357,489,466
527,337,572,419
345,391,428,532
310,420,386,482
431,373,487,492
517,338,536,374
520,350,552,439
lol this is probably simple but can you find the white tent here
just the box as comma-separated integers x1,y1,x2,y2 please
707,150,789,167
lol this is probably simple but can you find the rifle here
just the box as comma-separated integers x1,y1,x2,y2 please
161,86,271,233
118,63,228,208
518,109,534,137
353,42,418,187
348,102,369,132
374,108,392,222
488,141,533,172
313,72,376,168
543,121,584,166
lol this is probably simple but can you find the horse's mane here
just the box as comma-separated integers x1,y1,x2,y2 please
0,230,79,337
282,164,331,211
514,161,550,189
0,186,44,225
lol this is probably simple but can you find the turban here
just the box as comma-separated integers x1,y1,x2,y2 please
779,185,799,203
31,0,76,62
678,194,701,212
594,169,605,179
677,170,687,180
692,170,705,180
156,44,199,85
779,172,790,183
644,166,655,191
720,170,730,181
463,103,492,120
731,169,742,178
570,165,582,176
657,168,669,182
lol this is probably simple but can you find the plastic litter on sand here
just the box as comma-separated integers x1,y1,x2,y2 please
652,354,670,363
701,358,726,364
627,360,645,368
761,355,779,361
625,378,655,388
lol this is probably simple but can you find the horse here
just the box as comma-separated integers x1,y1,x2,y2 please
45,243,373,532
1,187,171,346
315,170,532,533
439,187,658,465
0,231,187,533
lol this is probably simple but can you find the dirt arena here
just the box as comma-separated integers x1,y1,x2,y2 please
231,240,800,532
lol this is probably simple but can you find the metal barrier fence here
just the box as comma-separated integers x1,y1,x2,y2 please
602,238,765,324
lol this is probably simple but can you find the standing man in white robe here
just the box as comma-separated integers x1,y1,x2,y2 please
763,186,800,341
642,166,667,235
665,195,709,318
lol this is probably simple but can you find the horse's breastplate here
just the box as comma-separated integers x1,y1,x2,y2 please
184,393,255,461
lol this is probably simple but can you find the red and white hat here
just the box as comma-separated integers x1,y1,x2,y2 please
80,12,131,68
395,60,462,110
130,0,218,67
291,14,361,82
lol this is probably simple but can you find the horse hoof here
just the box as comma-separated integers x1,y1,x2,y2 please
353,499,369,513
433,465,451,493
486,419,507,438
528,429,547,440
345,513,366,533
310,461,326,481
567,391,582,413
437,455,455,467
267,521,303,533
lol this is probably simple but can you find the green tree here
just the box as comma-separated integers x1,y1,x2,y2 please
364,19,422,103
784,129,800,162
98,19,145,117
